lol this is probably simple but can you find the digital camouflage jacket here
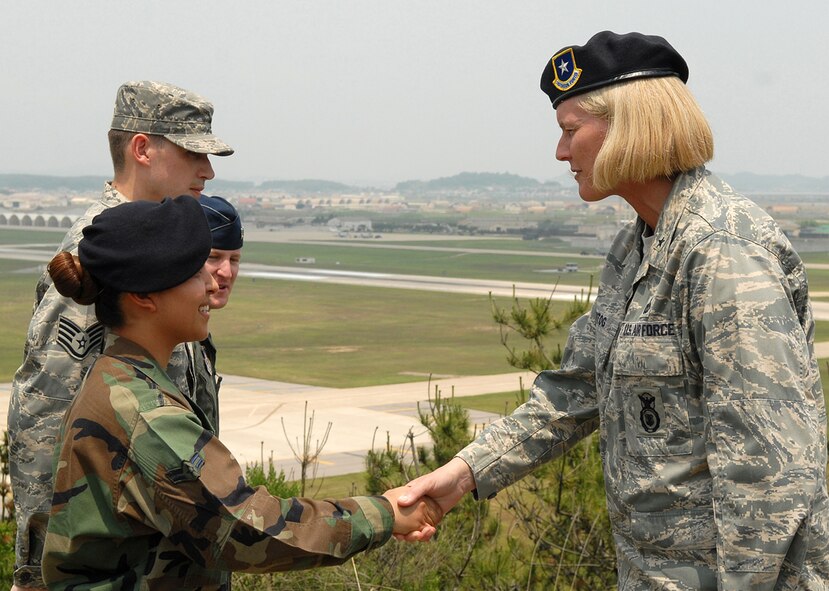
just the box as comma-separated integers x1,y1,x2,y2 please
43,336,393,590
169,336,221,435
457,168,829,590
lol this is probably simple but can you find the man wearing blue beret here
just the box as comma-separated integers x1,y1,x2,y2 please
200,195,244,312
170,195,245,434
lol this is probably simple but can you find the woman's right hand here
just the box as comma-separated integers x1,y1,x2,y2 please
383,486,442,539
394,457,476,542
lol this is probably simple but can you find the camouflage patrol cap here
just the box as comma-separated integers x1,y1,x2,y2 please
111,80,234,156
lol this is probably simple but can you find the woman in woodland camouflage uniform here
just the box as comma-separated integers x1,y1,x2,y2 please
41,196,439,591
398,31,829,590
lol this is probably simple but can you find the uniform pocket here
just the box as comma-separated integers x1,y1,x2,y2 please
614,327,693,457
630,507,715,550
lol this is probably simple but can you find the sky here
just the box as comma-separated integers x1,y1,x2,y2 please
2,1,828,187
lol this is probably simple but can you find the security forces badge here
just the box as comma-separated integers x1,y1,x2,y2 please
633,388,666,436
638,392,660,433
551,47,582,91
57,316,105,360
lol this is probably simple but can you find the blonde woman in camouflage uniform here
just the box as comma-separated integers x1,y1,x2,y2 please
8,81,233,590
41,197,439,590
399,31,829,589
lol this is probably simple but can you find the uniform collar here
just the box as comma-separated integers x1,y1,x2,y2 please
103,334,188,405
102,181,129,206
637,167,707,276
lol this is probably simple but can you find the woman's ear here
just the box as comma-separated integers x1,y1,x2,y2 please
123,292,158,314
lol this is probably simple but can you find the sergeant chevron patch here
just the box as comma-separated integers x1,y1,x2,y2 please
57,316,105,360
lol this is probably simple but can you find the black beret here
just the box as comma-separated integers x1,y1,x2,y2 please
199,194,243,250
540,31,689,109
79,196,212,293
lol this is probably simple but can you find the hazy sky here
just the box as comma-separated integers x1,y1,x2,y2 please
2,1,827,186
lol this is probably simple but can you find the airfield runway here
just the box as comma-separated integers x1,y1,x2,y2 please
0,371,535,481
4,230,829,481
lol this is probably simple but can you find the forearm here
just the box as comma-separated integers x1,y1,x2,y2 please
9,388,73,589
147,428,395,573
458,372,599,500
217,493,394,572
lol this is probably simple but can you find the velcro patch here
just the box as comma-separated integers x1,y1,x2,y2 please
167,452,206,484
57,316,105,360
633,387,666,437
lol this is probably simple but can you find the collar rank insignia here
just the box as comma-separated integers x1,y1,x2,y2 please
552,47,582,91
201,347,214,375
57,316,105,360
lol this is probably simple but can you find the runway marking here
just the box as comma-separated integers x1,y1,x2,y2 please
223,403,285,432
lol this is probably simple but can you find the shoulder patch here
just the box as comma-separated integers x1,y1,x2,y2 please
167,452,206,484
57,316,105,360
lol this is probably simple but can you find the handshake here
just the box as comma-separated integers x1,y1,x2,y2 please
383,486,442,541
382,457,476,542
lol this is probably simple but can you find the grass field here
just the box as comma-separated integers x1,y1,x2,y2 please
801,252,829,265
205,277,560,387
7,226,829,290
0,227,64,245
0,227,602,285
0,270,576,386
3,225,829,396
369,237,575,251
1,274,40,379
0,227,586,384
239,241,600,285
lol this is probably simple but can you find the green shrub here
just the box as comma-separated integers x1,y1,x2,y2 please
245,454,301,499
0,519,13,588
0,432,14,589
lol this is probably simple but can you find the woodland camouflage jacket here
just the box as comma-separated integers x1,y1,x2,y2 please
8,184,223,588
43,336,393,590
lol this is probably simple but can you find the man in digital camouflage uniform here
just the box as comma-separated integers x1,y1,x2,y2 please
180,194,245,435
8,80,234,590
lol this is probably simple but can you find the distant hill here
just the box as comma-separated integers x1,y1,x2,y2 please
721,172,829,194
395,171,556,193
203,179,256,193
0,172,551,194
3,171,829,197
258,179,356,193
0,174,108,192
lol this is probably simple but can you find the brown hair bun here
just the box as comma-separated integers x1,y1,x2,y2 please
47,252,98,305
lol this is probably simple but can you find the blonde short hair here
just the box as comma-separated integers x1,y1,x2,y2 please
578,76,714,192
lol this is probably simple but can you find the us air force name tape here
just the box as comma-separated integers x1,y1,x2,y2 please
540,31,689,109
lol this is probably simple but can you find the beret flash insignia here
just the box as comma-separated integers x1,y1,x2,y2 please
552,47,582,91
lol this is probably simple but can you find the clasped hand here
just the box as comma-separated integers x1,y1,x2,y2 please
384,457,477,542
